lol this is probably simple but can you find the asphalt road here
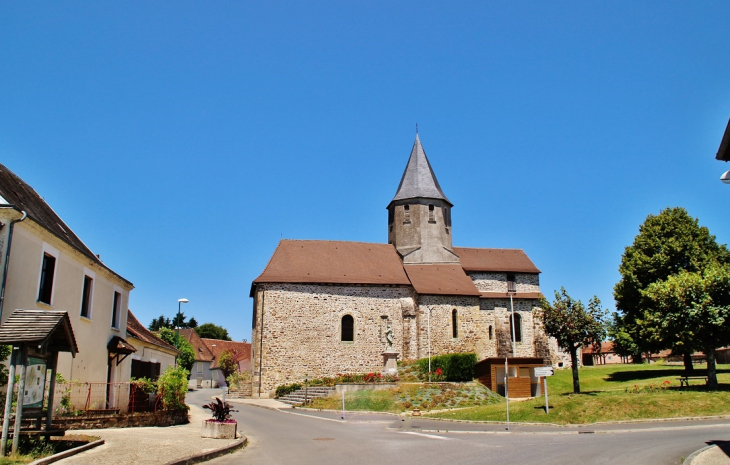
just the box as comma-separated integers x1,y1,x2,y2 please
187,390,730,465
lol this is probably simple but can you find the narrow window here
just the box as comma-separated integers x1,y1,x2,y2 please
452,309,458,338
403,205,410,223
489,325,493,340
341,315,354,342
510,313,522,343
111,291,121,329
80,275,93,318
428,204,435,223
38,253,56,305
507,273,516,293
197,362,203,374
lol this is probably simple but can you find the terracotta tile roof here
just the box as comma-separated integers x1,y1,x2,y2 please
126,311,179,354
253,240,411,286
454,247,540,273
404,265,480,296
202,339,252,369
582,342,616,354
479,292,543,299
180,328,214,362
0,163,132,287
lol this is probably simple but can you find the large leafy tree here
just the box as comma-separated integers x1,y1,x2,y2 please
541,288,607,394
613,207,730,366
194,323,232,341
217,350,238,380
645,262,730,386
157,327,196,374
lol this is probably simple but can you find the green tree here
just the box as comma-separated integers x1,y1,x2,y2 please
645,262,730,386
157,327,195,374
194,323,232,341
217,350,238,380
613,207,730,366
148,315,172,331
187,317,198,328
541,288,607,394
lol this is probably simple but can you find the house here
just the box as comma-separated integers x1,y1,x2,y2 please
179,328,251,388
581,342,631,366
0,163,135,387
250,135,565,398
126,310,179,379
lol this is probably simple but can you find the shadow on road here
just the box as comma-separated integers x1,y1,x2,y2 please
707,440,730,458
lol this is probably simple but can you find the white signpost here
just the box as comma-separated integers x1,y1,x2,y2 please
534,367,554,413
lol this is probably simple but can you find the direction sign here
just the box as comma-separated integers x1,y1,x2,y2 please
534,367,554,377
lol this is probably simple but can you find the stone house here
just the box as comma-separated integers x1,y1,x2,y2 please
250,135,560,398
0,163,135,387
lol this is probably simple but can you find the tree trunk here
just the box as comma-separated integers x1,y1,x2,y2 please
570,347,580,394
683,352,694,373
707,348,718,388
633,351,643,364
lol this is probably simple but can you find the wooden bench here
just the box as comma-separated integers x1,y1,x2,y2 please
678,374,708,387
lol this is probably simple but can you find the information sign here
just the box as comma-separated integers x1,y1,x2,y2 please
534,367,554,377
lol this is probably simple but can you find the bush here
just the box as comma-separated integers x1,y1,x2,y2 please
416,353,477,382
226,370,251,389
275,383,302,398
157,366,189,410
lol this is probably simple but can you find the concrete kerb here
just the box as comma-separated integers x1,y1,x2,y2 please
162,434,248,465
684,445,717,465
28,439,105,465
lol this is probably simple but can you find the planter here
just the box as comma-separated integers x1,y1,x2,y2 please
201,420,237,439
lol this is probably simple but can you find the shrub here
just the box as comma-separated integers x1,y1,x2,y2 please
226,370,251,389
157,366,189,410
131,377,157,394
275,383,302,398
218,351,238,380
416,353,477,382
203,397,237,422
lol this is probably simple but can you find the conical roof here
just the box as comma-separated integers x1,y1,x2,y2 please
391,135,451,205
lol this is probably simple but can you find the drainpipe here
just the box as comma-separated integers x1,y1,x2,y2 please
0,208,27,321
257,288,265,398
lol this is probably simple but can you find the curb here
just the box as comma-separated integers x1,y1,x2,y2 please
684,445,715,465
29,439,105,465
162,434,248,465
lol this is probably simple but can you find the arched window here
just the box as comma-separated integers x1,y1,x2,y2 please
488,325,493,340
452,309,458,338
510,313,522,343
341,315,354,342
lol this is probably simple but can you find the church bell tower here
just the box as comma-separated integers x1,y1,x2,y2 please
387,135,459,264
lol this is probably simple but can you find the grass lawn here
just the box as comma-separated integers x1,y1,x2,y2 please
305,363,730,425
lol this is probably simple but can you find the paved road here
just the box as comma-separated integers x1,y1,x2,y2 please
188,390,730,465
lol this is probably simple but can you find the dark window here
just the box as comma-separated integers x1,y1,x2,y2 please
131,360,161,380
507,273,516,293
428,204,435,222
452,309,458,338
80,275,93,318
38,253,56,304
111,291,121,329
510,313,522,343
403,205,410,223
341,315,354,342
489,325,493,340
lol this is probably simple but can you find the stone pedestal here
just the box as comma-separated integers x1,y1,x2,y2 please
382,350,399,375
202,420,237,439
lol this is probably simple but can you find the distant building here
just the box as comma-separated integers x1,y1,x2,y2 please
126,310,179,379
582,342,631,366
0,163,135,386
250,136,565,398
179,329,251,388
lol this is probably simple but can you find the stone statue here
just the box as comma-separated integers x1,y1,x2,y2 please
385,323,394,350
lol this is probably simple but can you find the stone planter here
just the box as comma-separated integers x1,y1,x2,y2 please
201,420,237,439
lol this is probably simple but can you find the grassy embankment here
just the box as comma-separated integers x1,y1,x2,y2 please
305,363,730,424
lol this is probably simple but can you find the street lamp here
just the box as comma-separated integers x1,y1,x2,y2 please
176,298,189,349
721,170,730,185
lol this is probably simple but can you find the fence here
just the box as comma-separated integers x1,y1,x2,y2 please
52,382,158,415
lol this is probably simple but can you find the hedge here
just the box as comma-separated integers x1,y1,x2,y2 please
417,353,477,382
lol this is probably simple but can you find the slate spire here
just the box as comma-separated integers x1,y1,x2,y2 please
391,134,451,206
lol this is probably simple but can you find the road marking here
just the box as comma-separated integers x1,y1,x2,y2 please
399,431,449,440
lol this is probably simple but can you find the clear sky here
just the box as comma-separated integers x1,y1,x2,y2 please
2,2,728,342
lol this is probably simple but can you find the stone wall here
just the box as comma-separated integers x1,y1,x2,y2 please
52,409,188,430
415,295,484,360
482,299,541,358
469,273,540,293
252,283,415,395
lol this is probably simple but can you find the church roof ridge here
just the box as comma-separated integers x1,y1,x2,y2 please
390,135,451,205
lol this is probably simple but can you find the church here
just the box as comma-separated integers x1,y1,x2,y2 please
250,135,562,398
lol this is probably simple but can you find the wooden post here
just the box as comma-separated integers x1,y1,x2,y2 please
11,345,28,454
45,353,58,431
1,348,18,456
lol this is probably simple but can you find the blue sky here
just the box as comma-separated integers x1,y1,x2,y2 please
2,2,729,341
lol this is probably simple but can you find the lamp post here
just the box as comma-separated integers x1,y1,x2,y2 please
176,298,189,350
721,170,730,184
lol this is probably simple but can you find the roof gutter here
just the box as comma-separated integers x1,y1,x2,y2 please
0,207,27,321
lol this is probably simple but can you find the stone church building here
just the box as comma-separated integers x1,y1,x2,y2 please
250,135,561,398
